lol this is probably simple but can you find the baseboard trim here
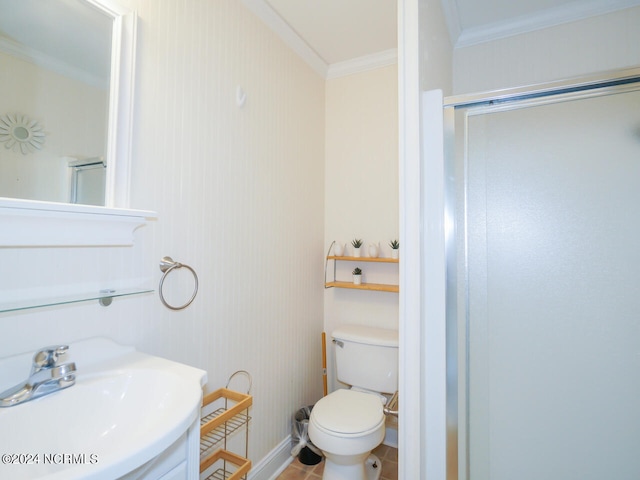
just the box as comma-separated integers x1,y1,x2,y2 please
248,435,293,480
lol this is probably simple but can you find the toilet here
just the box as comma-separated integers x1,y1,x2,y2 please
309,325,398,480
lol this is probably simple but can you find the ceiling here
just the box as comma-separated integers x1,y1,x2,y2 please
247,0,640,76
3,0,639,83
264,0,397,65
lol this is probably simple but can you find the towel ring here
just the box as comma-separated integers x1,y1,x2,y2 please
158,256,199,310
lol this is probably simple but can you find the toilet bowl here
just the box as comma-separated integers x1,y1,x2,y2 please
309,389,385,480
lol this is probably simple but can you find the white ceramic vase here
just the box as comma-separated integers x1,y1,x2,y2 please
391,249,399,259
333,242,345,256
353,247,361,257
368,243,379,258
353,274,362,285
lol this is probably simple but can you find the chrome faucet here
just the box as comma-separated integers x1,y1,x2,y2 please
0,345,76,407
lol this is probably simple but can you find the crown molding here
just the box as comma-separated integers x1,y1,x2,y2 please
455,0,640,48
440,0,462,48
241,0,396,79
240,0,328,77
327,49,398,79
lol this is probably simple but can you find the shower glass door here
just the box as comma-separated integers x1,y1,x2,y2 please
447,75,640,480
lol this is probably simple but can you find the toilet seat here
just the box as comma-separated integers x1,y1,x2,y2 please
311,389,384,436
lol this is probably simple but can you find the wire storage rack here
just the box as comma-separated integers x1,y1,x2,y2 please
200,371,252,480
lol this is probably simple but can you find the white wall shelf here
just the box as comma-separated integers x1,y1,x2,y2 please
0,198,155,247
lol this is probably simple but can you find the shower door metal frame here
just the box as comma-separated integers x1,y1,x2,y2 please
68,157,106,205
441,66,640,480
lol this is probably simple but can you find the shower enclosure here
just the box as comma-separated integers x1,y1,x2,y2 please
443,68,640,480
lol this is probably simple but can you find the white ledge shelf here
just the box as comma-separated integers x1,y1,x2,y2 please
0,287,154,314
0,198,156,247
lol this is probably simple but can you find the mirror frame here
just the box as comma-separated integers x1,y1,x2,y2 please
1,0,135,209
0,0,155,247
90,0,136,208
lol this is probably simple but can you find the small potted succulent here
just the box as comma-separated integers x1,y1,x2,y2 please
351,238,363,257
389,239,400,259
352,267,362,285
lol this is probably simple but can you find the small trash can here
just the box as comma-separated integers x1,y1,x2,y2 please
291,405,323,465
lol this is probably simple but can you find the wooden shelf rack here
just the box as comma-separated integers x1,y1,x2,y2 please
200,377,252,480
324,280,399,293
324,252,399,293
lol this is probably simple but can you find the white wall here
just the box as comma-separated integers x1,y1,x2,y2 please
453,6,640,94
420,0,453,94
0,0,325,472
323,64,399,391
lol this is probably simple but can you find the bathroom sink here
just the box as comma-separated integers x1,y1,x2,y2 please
0,338,207,479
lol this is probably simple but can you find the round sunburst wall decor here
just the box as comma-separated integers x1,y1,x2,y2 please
0,113,46,154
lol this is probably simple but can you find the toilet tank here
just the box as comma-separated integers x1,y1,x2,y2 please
333,325,398,394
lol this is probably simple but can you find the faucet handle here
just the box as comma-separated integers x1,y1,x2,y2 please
32,345,69,369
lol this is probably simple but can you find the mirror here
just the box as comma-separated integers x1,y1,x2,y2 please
0,0,136,208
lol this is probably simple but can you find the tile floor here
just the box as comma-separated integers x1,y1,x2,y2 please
276,444,398,480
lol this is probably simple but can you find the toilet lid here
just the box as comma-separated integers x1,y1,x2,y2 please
312,389,383,434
